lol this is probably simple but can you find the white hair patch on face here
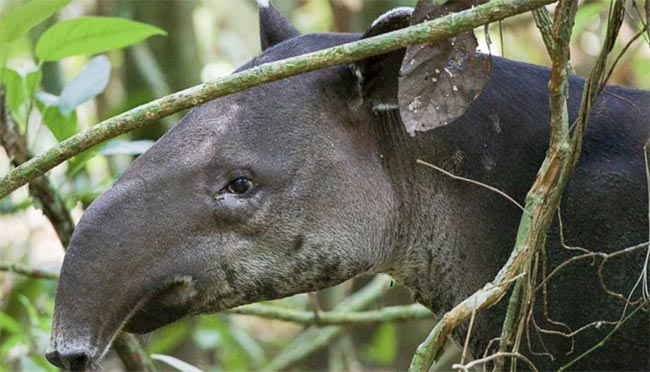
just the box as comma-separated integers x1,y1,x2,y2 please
373,103,399,112
370,7,414,28
257,0,270,8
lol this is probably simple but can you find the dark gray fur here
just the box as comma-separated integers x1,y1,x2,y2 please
47,3,649,371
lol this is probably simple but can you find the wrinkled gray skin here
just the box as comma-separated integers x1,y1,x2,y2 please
47,3,649,371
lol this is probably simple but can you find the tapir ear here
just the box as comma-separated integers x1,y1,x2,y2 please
258,0,300,51
350,7,413,111
354,0,492,136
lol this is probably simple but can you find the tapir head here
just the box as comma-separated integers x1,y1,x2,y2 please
47,1,489,370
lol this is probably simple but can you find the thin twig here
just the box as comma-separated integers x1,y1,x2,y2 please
416,159,527,213
556,301,648,372
452,351,539,372
460,308,477,365
0,262,59,280
600,28,645,91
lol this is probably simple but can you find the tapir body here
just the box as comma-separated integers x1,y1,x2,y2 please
47,3,649,371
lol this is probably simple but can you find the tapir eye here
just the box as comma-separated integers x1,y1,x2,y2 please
227,177,254,194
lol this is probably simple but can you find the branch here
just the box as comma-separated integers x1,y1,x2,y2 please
0,0,557,200
0,262,58,281
230,303,432,325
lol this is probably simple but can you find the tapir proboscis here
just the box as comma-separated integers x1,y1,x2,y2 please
46,1,649,370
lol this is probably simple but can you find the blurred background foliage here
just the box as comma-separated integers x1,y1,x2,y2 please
0,0,648,371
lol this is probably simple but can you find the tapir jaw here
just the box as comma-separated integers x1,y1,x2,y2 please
123,275,198,334
47,275,201,371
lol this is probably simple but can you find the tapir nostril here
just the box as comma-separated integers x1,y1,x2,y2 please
46,349,91,371
68,352,90,372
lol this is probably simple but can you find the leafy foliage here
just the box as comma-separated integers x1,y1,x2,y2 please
35,17,166,61
0,0,69,42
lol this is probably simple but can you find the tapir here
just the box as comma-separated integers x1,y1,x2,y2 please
46,1,649,371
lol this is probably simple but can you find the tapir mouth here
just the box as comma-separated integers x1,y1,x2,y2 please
123,275,198,334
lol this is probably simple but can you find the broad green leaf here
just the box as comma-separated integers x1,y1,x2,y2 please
0,335,26,359
99,140,154,155
35,91,77,141
35,16,166,61
227,322,267,367
59,55,111,114
0,0,70,42
42,106,77,141
0,68,25,117
18,295,39,329
65,150,96,178
24,67,43,99
151,354,203,372
0,312,21,334
364,323,397,366
572,2,608,41
0,66,41,128
146,321,191,354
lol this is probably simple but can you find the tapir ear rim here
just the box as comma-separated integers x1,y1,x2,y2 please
258,0,301,51
354,2,492,135
350,7,414,112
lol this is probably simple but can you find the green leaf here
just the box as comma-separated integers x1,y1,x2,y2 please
151,354,203,372
572,2,608,41
35,91,77,142
65,150,96,178
35,16,166,61
0,335,26,359
364,323,397,366
0,312,21,334
0,68,25,117
59,55,111,114
18,295,39,329
146,321,191,354
0,0,70,42
227,322,267,368
24,67,43,100
0,66,41,128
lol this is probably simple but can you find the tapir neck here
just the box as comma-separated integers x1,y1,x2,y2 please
374,58,554,312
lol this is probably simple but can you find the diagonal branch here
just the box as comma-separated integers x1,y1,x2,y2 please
0,0,557,200
0,88,156,372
